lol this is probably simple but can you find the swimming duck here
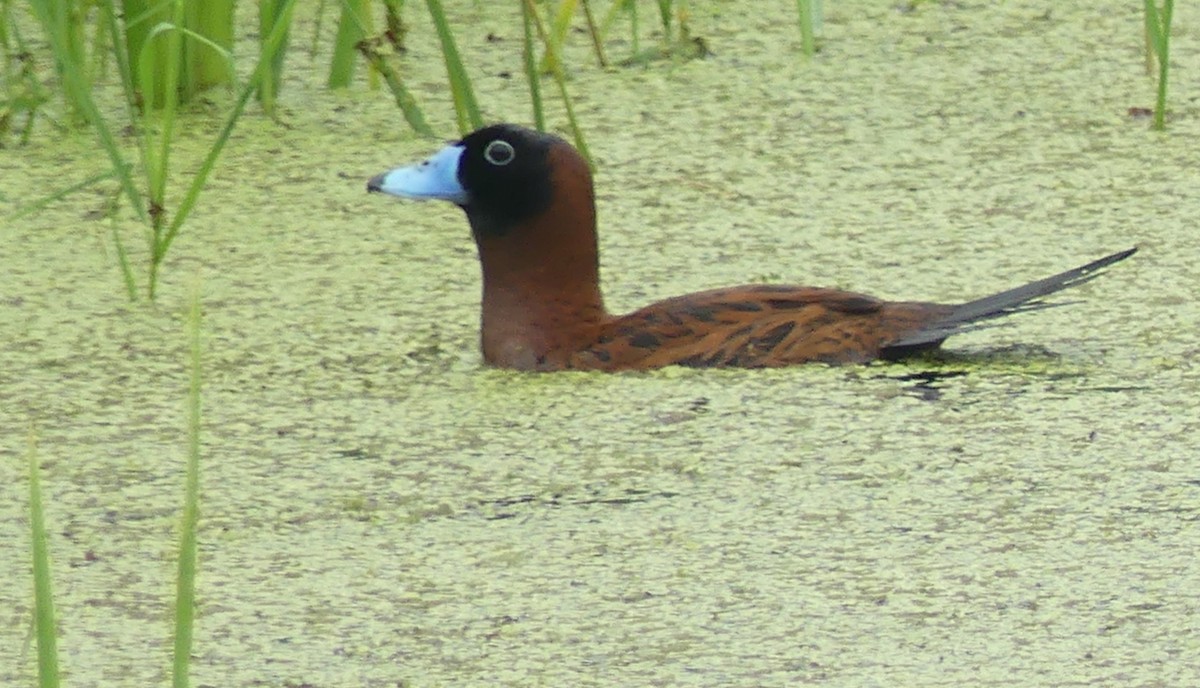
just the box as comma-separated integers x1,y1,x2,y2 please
368,124,1136,371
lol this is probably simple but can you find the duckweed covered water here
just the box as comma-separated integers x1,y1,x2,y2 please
3,1,1199,685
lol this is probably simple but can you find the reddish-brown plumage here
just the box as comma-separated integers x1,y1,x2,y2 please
368,124,1136,371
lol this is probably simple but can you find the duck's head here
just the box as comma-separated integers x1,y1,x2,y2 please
368,124,607,363
368,124,593,242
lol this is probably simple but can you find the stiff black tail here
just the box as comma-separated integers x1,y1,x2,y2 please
888,247,1137,349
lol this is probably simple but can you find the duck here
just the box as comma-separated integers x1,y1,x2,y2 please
367,123,1136,371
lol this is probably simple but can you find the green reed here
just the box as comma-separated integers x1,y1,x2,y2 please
10,166,128,222
522,0,590,165
329,0,370,88
25,0,92,123
599,0,640,57
1143,0,1174,130
148,2,297,299
579,0,608,67
1,3,52,143
121,0,234,109
182,0,234,100
121,0,174,109
13,1,605,296
795,0,822,57
258,0,294,114
350,0,433,137
19,0,298,299
521,0,545,130
21,282,207,687
27,432,61,688
593,0,708,67
172,277,204,688
537,0,576,75
22,0,142,297
357,36,436,137
424,0,482,134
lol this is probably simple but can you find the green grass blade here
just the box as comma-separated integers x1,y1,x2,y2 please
1144,0,1162,56
183,0,234,100
99,0,149,216
357,39,436,137
1153,38,1168,129
102,0,152,299
597,0,637,55
537,0,577,75
1157,0,1173,131
521,0,545,131
796,0,816,57
172,276,204,688
170,28,237,70
1143,0,1173,130
1144,0,1161,83
258,0,294,112
598,0,626,34
9,166,126,221
30,0,144,223
29,0,146,300
655,0,672,36
141,14,184,209
423,0,482,133
1,14,53,144
138,18,182,295
382,0,407,58
27,431,61,688
522,0,591,168
26,0,89,121
122,0,166,108
151,0,299,298
329,0,369,88
580,0,608,67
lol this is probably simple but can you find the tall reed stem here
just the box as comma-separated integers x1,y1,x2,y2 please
172,276,204,688
28,431,61,688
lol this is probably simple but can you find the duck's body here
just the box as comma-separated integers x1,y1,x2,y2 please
507,285,943,370
368,124,1135,372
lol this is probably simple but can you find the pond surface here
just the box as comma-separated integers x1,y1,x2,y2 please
2,1,1198,685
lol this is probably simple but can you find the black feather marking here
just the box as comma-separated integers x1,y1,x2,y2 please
764,299,812,310
716,301,763,312
684,306,717,322
753,322,796,350
830,295,883,314
629,332,661,349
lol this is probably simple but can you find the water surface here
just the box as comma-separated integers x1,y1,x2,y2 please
2,1,1198,685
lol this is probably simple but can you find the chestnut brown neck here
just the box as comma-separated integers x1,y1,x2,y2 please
470,144,609,369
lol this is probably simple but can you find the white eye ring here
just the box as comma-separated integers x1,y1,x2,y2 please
484,140,516,166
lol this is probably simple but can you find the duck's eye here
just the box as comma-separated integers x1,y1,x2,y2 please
483,140,516,166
